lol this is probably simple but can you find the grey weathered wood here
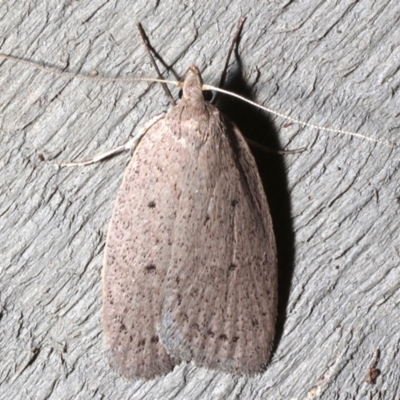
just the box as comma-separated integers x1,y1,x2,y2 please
0,1,398,399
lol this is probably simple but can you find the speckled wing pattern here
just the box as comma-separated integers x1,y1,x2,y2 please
102,66,277,379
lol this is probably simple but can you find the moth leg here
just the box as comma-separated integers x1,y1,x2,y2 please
245,137,307,155
59,113,165,167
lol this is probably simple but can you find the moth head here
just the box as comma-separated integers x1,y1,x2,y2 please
180,65,206,105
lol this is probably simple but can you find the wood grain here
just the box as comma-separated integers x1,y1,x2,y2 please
0,1,398,399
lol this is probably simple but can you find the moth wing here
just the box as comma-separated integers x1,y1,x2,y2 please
103,118,181,380
160,118,277,375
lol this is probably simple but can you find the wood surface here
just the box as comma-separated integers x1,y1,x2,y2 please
0,1,398,399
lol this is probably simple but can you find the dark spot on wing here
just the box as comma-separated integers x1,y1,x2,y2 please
228,263,237,272
145,264,156,273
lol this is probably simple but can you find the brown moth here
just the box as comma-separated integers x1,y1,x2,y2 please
102,65,277,379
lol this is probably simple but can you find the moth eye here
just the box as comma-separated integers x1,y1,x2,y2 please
178,89,213,101
203,90,213,102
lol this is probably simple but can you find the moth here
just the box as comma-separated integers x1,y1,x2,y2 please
101,21,277,379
